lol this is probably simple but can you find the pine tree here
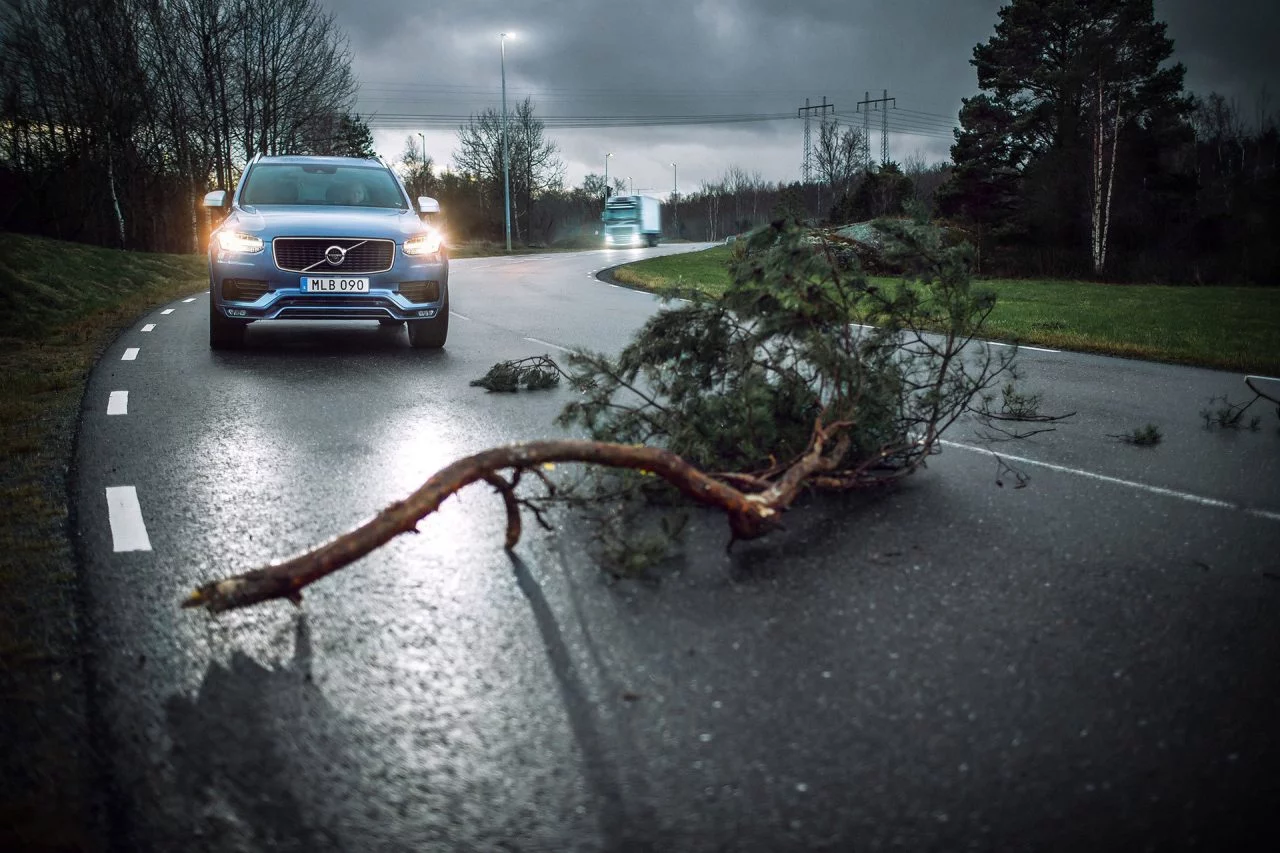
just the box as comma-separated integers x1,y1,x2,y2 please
941,0,1191,276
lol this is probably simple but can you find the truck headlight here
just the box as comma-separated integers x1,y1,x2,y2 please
404,230,443,256
215,231,264,254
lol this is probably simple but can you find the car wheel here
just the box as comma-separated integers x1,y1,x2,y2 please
407,293,448,349
209,294,246,349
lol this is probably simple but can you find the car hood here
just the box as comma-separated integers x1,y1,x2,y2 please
225,206,425,239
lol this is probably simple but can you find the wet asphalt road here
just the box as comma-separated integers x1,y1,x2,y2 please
73,245,1280,851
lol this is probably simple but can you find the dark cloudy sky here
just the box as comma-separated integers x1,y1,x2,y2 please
329,0,1280,195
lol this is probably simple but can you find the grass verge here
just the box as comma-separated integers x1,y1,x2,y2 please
0,231,208,851
610,244,1280,375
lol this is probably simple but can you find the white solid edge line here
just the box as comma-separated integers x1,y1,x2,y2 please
941,439,1280,522
121,348,139,361
843,322,1060,354
141,323,156,332
107,391,128,416
105,486,152,552
161,308,174,315
524,336,575,354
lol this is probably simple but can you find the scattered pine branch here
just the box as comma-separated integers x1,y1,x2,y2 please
469,354,594,392
1108,424,1162,446
973,382,1075,441
1199,393,1265,432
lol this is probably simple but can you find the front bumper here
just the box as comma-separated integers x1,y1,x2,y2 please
209,246,448,322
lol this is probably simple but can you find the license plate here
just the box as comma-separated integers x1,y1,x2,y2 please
302,277,369,293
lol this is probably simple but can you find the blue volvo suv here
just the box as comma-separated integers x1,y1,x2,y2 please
203,154,449,349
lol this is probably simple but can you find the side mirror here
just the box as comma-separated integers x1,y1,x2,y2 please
203,190,228,208
418,196,441,214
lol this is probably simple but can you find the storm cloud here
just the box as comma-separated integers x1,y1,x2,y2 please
325,0,1280,193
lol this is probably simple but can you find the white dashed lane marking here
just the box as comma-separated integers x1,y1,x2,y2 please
161,309,174,315
122,348,139,361
107,391,128,416
141,324,156,332
182,297,196,303
105,486,152,552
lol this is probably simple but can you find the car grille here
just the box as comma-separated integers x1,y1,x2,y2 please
222,279,269,302
271,295,399,319
399,280,440,303
273,238,395,274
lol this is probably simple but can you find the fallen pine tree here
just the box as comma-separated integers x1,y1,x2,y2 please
185,217,1026,614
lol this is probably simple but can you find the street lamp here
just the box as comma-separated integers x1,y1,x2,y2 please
671,162,678,236
418,132,425,165
604,152,613,199
500,32,515,252
628,176,633,195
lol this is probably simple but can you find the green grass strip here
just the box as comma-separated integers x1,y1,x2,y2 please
610,245,1280,375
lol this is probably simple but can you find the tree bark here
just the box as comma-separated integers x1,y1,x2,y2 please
182,439,794,614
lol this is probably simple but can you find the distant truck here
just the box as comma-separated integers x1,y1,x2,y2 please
602,194,661,247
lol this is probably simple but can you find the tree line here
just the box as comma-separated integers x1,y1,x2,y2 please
0,0,367,253
3,0,1272,285
395,109,950,247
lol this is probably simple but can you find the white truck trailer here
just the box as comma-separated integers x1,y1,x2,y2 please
602,194,661,247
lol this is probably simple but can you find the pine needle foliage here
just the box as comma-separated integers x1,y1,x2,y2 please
471,355,565,392
558,219,1015,484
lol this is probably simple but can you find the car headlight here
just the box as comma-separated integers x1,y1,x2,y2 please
215,231,264,254
403,230,444,256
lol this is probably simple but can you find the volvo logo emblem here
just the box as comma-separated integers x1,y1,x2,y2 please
324,245,347,266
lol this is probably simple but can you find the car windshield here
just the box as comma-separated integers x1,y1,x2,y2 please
239,163,408,210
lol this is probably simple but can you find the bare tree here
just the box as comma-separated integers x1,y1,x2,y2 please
235,0,356,160
699,180,724,241
0,0,358,251
454,97,563,241
815,120,866,201
723,164,750,231
397,135,437,200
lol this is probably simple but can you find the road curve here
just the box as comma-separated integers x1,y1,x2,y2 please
73,245,1279,851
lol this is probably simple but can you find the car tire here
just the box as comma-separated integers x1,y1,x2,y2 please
407,292,448,349
209,294,246,349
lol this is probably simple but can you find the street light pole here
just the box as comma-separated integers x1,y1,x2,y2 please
671,162,678,236
500,32,512,252
604,152,613,199
418,132,425,165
